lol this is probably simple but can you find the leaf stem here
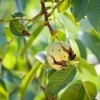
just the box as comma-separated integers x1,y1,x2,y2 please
48,1,62,17
0,18,44,24
20,61,41,100
25,11,43,26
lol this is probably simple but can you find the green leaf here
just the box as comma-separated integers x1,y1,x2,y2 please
47,68,56,79
47,65,76,96
70,0,88,22
83,81,97,100
44,0,52,2
0,23,6,61
55,29,66,41
63,12,80,26
20,61,41,99
3,52,16,70
12,12,25,18
10,19,29,36
58,0,70,13
86,0,100,33
50,29,66,42
60,81,85,100
60,81,97,100
20,25,44,58
54,0,59,3
75,39,87,59
78,31,100,61
78,58,97,76
16,37,25,54
0,85,8,100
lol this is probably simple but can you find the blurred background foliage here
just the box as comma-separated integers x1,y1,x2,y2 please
0,0,100,100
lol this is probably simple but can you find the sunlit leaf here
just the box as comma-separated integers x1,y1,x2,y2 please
60,81,97,100
55,29,66,41
78,58,97,76
0,81,8,100
47,65,76,96
0,23,6,62
50,29,66,42
60,81,85,100
20,25,44,58
58,0,70,13
78,31,100,61
70,0,88,22
10,19,29,36
83,81,97,100
20,61,41,99
86,0,100,33
63,12,80,26
3,52,16,70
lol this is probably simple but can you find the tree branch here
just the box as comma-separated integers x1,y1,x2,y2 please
41,1,55,36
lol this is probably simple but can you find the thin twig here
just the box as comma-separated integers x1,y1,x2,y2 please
48,0,62,17
25,11,43,26
0,18,45,25
41,1,55,36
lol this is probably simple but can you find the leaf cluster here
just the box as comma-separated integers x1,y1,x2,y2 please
0,0,100,100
